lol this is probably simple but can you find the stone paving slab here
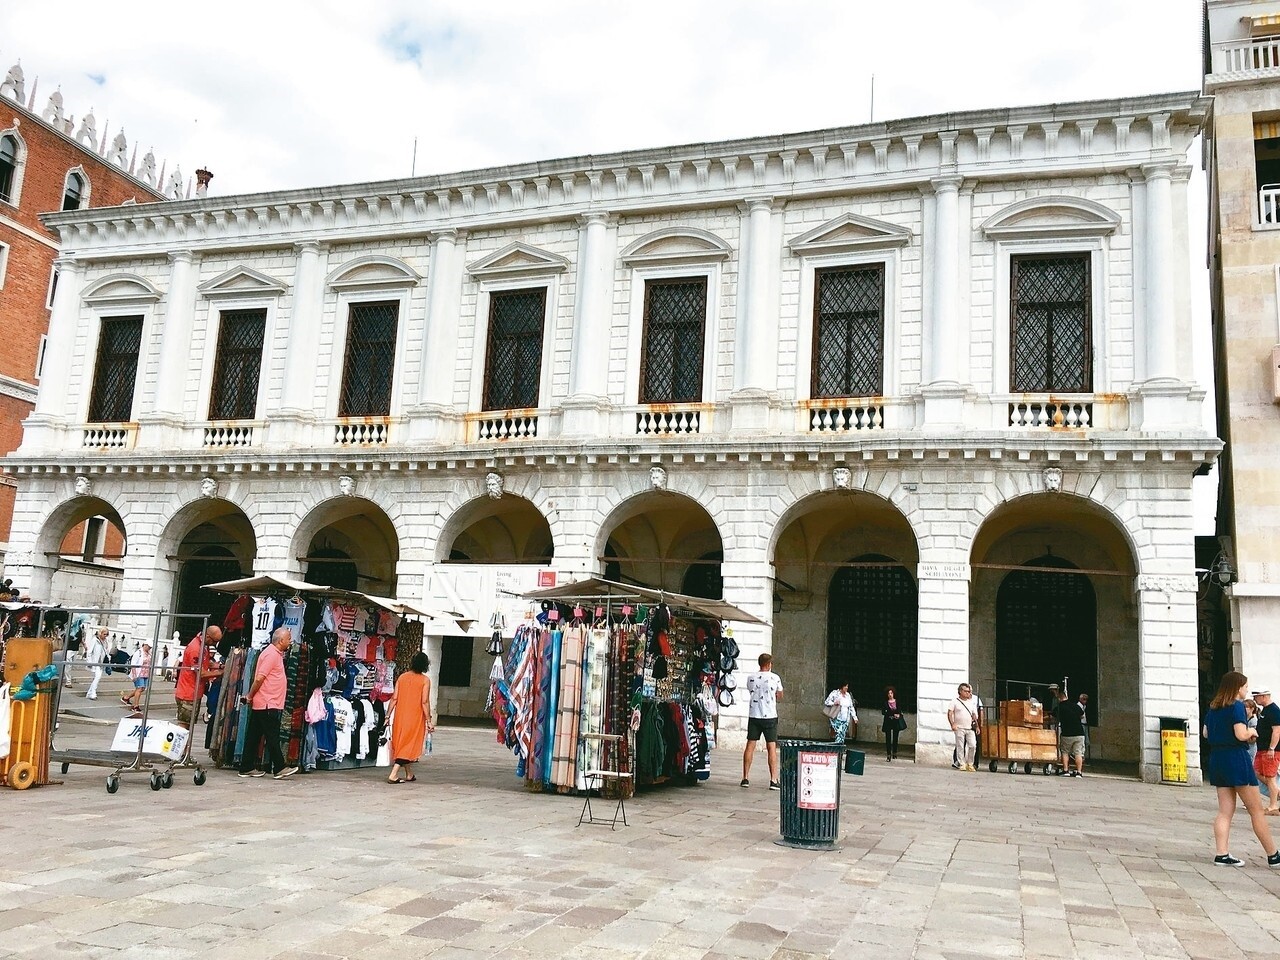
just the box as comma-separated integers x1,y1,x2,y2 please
4,723,1280,958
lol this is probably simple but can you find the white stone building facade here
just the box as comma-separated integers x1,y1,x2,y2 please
3,92,1215,780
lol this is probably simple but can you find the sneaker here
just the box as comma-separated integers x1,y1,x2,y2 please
1268,852,1280,867
740,778,750,788
238,770,267,778
951,761,961,769
1056,769,1071,776
274,766,299,780
769,781,781,791
85,693,97,700
1214,854,1245,867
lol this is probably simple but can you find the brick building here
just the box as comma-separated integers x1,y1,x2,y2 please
4,89,1214,780
0,62,170,588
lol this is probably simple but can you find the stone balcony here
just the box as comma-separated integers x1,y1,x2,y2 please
1206,35,1280,86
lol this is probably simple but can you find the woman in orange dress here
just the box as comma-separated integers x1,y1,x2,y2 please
387,652,434,784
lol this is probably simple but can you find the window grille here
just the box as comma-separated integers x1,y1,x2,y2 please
1010,254,1091,393
0,135,16,203
826,555,917,711
482,288,546,411
338,301,398,417
87,315,144,423
812,265,885,398
639,278,707,404
208,309,266,421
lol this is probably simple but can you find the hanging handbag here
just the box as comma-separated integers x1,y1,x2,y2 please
894,715,908,731
823,698,842,720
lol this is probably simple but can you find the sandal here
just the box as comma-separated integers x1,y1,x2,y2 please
1266,808,1280,816
405,775,417,782
387,778,404,784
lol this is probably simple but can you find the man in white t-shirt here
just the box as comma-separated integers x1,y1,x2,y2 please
742,652,784,790
947,681,982,772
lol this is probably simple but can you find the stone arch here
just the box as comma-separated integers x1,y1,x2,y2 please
619,226,733,266
325,254,421,290
587,470,728,573
594,489,724,593
980,194,1122,240
81,273,164,306
420,472,564,565
289,496,401,594
154,496,258,627
968,487,1140,767
434,494,554,563
25,494,128,605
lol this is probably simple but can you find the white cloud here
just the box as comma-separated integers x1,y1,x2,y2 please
0,0,1204,195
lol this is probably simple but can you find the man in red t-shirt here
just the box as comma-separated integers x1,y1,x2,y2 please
174,625,223,728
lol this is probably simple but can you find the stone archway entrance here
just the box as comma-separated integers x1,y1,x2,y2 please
827,554,918,712
25,496,128,607
294,498,399,595
437,495,553,563
161,500,257,626
596,491,722,593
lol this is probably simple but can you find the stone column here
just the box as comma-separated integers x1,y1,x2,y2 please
1133,160,1194,427
717,553,776,751
730,198,780,432
408,230,465,442
1135,575,1202,783
23,256,82,450
921,177,967,426
914,560,971,766
138,250,197,447
562,213,615,436
275,241,326,437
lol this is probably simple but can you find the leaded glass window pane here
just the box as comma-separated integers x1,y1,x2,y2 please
482,288,546,411
640,278,707,404
1010,254,1091,393
338,301,398,417
208,309,266,421
812,265,885,398
87,315,143,423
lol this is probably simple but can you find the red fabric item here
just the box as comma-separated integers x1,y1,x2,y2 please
223,594,251,632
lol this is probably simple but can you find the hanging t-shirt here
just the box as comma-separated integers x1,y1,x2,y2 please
281,598,305,645
330,697,356,761
250,597,277,649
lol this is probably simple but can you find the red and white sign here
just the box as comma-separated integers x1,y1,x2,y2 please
537,570,558,588
797,750,839,810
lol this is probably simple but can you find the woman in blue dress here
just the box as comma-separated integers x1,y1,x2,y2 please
1203,671,1280,867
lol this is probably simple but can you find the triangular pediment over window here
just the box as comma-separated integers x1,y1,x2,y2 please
787,213,913,257
981,196,1121,240
326,255,421,290
620,227,732,266
466,241,570,280
198,265,289,299
81,273,163,306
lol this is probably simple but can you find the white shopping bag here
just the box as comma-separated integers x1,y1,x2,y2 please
111,717,189,758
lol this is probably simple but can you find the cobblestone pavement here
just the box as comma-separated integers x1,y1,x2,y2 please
2,678,1279,960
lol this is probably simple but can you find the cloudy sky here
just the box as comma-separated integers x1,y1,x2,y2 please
0,0,1204,196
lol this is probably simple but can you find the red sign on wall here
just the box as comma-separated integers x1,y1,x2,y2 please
537,570,557,588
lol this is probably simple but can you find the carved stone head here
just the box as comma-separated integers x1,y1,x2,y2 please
199,476,218,499
485,471,504,500
338,475,356,497
650,466,668,491
832,466,852,490
1043,467,1063,493
74,475,92,497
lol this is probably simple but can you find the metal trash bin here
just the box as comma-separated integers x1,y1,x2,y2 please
776,739,845,850
1159,716,1189,784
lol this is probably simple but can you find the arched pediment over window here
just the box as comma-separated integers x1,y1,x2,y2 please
81,273,164,306
325,255,421,291
981,196,1121,240
787,212,913,256
198,265,289,299
620,226,732,266
466,241,570,280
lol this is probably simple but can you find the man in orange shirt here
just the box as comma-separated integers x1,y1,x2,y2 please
174,625,223,728
238,627,297,780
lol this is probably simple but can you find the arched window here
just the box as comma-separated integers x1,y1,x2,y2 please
0,134,18,203
62,171,85,211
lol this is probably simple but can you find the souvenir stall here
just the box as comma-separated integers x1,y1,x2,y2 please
200,576,452,775
492,577,764,797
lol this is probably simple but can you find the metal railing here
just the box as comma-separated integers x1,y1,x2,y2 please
1213,37,1280,76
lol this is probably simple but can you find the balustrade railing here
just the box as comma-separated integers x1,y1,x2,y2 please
82,424,135,449
332,418,391,445
202,422,256,448
806,400,886,432
635,405,704,436
1213,37,1280,76
469,411,540,441
1008,400,1093,429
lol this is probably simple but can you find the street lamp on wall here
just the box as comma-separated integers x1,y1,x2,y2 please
1198,554,1237,588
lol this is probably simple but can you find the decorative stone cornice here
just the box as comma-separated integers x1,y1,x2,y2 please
37,92,1209,261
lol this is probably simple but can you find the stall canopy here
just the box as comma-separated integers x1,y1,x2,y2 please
200,575,475,631
521,576,768,625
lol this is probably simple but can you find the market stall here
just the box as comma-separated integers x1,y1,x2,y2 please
491,577,765,797
199,575,470,774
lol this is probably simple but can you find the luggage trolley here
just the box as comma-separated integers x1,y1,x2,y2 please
978,677,1063,775
40,607,210,792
